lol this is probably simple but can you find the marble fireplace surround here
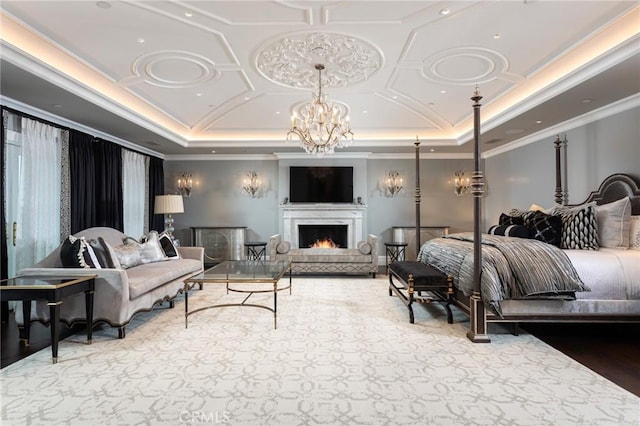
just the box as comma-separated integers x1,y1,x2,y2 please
281,204,366,249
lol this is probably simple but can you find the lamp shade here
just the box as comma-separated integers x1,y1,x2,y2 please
154,195,184,214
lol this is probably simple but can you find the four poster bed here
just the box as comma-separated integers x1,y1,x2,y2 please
414,90,640,342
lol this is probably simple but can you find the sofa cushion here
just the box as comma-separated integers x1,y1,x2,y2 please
127,258,202,299
276,241,291,254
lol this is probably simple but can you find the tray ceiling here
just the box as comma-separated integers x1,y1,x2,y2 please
0,1,638,158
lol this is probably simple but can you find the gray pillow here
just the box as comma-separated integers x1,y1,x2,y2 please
595,197,631,249
112,244,142,269
357,241,372,255
124,231,167,264
276,241,291,254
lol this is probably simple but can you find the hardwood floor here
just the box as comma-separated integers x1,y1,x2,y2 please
523,322,640,397
2,312,639,398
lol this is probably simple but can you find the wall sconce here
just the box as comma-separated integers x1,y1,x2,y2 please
454,171,470,196
177,172,193,198
243,171,261,198
384,171,403,197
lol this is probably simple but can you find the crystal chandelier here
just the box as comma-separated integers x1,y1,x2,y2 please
286,64,354,157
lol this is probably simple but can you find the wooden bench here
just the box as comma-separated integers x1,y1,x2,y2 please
388,261,454,324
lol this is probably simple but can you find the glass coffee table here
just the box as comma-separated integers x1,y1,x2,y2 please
183,260,292,329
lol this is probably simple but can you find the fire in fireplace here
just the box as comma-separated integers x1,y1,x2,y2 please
298,224,348,248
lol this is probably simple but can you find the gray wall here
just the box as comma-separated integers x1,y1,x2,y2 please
166,106,639,247
485,106,640,225
165,156,475,246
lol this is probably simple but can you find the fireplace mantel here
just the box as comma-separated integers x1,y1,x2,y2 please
281,203,366,249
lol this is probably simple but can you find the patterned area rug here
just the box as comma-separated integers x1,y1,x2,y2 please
1,277,638,425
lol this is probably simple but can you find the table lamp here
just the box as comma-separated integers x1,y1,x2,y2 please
154,195,184,241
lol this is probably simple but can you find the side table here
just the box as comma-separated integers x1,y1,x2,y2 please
384,242,408,274
245,241,267,261
0,275,96,364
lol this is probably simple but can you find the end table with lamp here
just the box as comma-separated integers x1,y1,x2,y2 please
155,194,184,246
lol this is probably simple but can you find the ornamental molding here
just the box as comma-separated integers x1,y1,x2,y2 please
256,32,383,89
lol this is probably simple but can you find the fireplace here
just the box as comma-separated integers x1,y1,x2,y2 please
281,204,366,249
298,224,348,248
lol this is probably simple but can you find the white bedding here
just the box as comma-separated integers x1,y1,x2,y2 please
565,248,640,300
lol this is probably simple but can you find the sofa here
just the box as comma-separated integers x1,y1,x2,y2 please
16,227,204,338
269,233,378,277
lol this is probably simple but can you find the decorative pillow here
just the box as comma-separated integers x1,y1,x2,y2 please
553,204,599,250
487,224,531,239
595,197,631,249
630,216,640,250
357,241,372,255
112,244,143,269
158,231,180,260
499,213,525,226
276,241,290,254
529,203,545,211
60,235,87,268
523,211,563,247
124,231,167,264
85,237,116,268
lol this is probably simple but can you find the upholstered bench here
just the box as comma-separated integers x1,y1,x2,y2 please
388,260,454,324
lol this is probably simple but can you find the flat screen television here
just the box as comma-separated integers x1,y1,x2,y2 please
289,166,353,203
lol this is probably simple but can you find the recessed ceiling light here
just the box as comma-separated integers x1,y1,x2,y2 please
363,110,368,114
244,97,250,101
536,120,542,124
196,93,203,97
430,148,435,152
440,90,447,94
440,8,450,16
276,111,280,115
137,37,145,43
52,104,62,108
492,33,501,39
211,150,216,154
96,1,111,9
392,95,398,99
185,12,193,18
582,98,593,103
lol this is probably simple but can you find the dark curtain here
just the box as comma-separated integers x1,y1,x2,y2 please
1,111,8,321
69,131,97,233
148,156,165,232
94,138,123,231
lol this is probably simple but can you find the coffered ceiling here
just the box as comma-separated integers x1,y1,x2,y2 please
1,1,638,158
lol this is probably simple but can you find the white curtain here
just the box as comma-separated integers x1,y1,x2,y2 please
122,149,147,238
16,118,62,271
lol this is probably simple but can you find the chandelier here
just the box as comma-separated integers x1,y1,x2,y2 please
286,64,354,156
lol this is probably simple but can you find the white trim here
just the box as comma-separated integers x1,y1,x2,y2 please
1,96,165,158
484,93,640,158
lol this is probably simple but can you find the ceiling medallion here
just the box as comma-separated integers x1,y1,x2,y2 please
422,47,509,85
256,32,383,89
128,51,221,89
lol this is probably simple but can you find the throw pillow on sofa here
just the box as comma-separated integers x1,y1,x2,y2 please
60,235,115,268
112,243,143,269
158,231,180,260
124,231,167,264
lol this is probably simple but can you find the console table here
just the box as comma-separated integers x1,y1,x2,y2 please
392,226,450,261
191,227,246,264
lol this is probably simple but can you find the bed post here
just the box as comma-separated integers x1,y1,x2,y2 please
415,137,421,257
554,135,563,205
562,135,568,205
467,87,490,343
